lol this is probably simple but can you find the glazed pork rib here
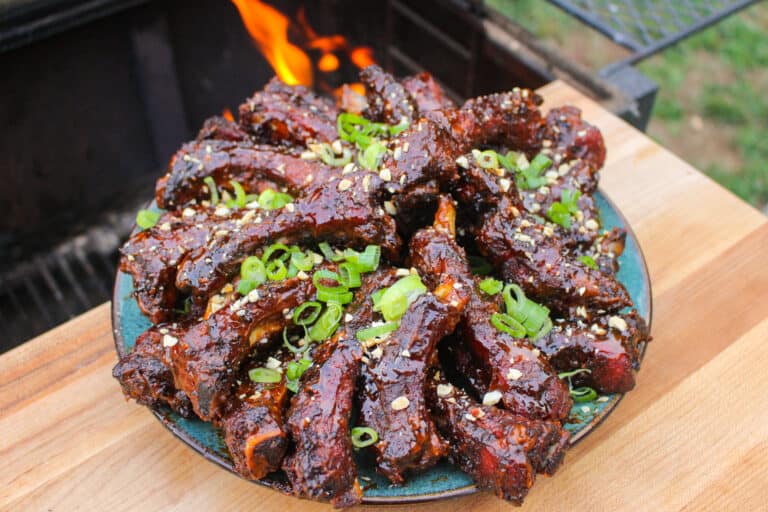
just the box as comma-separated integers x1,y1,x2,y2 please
535,310,650,393
409,197,571,421
477,197,632,314
283,271,398,507
155,140,335,209
220,350,294,480
427,369,569,504
239,77,340,146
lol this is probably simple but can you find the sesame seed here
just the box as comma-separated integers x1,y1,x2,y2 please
401,349,411,358
383,201,397,215
338,179,353,191
285,203,295,213
608,316,628,331
499,178,511,192
162,334,178,347
482,390,502,406
297,270,309,280
507,368,523,381
266,357,281,370
391,396,410,410
455,156,469,169
159,222,171,231
379,168,392,181
182,207,196,218
436,383,454,397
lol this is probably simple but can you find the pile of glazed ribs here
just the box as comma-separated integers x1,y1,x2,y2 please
113,65,650,507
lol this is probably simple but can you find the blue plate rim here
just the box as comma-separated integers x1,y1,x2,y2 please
111,187,652,504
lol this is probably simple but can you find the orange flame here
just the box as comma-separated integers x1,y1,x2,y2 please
350,47,375,69
232,1,376,87
222,108,235,122
231,0,313,86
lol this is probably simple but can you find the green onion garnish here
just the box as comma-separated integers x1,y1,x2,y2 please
283,327,310,354
338,262,362,288
312,269,344,292
258,189,293,210
285,358,312,393
578,254,598,270
290,249,315,272
266,259,288,281
293,301,323,325
503,284,552,340
389,118,409,136
514,153,552,190
557,369,596,403
356,321,399,341
203,176,220,205
490,312,527,337
496,150,520,171
248,367,281,384
261,243,291,265
313,143,352,167
378,274,427,322
557,368,592,380
225,180,248,208
136,209,161,230
318,242,344,262
342,245,381,273
570,386,597,403
547,188,581,229
350,426,379,448
308,302,343,341
472,149,499,169
316,288,354,304
238,256,267,295
478,277,503,295
358,141,387,170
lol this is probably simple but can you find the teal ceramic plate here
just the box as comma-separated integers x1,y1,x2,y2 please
112,189,652,503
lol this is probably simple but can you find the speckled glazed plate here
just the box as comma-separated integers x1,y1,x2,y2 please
112,189,652,504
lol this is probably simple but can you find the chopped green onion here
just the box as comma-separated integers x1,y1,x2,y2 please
342,245,380,273
578,254,598,270
478,277,503,295
136,209,161,230
558,369,592,379
261,243,291,265
248,367,281,384
490,312,527,337
496,151,520,171
313,269,345,292
308,302,343,341
226,180,247,208
571,386,597,403
358,141,387,170
237,279,257,296
290,248,315,272
293,301,322,325
468,255,493,275
338,262,362,288
547,202,572,228
378,274,427,322
258,189,293,210
528,153,552,175
318,242,345,262
547,189,581,228
316,288,354,304
283,327,310,354
285,358,313,393
266,259,288,281
356,321,399,341
241,256,267,283
503,284,551,338
244,193,260,205
203,177,220,205
350,426,379,448
371,288,385,310
472,149,499,169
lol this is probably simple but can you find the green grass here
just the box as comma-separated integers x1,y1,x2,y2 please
489,1,768,211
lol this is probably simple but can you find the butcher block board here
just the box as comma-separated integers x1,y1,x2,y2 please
2,80,768,512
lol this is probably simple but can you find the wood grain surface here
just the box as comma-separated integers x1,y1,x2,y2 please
2,81,767,512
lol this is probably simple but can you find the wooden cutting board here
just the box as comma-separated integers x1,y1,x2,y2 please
2,80,767,511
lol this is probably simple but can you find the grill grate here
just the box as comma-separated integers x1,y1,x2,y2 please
546,0,758,66
0,210,136,353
